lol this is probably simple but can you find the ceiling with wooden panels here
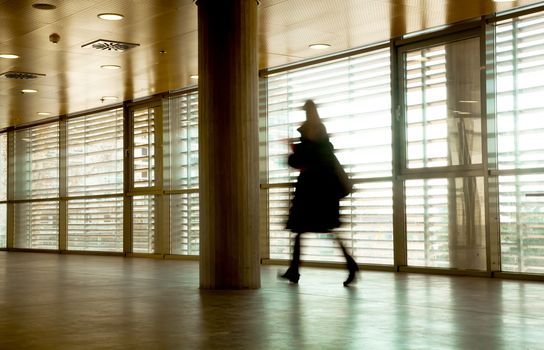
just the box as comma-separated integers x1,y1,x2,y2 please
0,0,542,128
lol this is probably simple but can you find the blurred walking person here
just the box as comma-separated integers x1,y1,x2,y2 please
280,100,358,286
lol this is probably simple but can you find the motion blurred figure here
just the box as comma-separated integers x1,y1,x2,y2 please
280,100,358,286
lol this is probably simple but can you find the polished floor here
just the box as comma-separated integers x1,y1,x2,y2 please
0,252,543,350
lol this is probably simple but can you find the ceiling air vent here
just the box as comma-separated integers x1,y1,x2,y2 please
82,39,140,52
0,71,46,79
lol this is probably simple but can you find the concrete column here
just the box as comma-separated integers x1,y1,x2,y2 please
196,0,260,289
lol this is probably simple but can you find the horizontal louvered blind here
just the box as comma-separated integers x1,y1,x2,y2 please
263,47,394,264
0,133,6,248
133,195,155,253
67,197,123,252
14,123,59,199
0,204,5,248
170,193,199,255
165,92,199,190
495,12,544,273
165,92,200,255
496,13,544,169
67,108,123,196
0,132,6,202
133,108,155,188
14,201,59,249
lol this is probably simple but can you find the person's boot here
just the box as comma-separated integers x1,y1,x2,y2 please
279,267,300,283
343,255,359,286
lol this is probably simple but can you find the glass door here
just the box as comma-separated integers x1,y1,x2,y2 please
128,103,163,254
398,31,487,271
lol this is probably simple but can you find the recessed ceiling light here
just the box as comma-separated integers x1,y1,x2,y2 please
190,75,199,80
101,96,118,101
97,13,124,21
453,110,471,115
37,112,51,116
32,3,57,10
0,53,19,59
100,64,121,70
309,43,331,50
21,89,38,94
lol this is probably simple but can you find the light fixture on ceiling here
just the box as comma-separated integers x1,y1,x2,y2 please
459,100,478,103
32,3,57,10
21,89,38,94
190,75,199,80
100,64,121,70
309,43,331,50
493,0,513,2
0,53,19,59
101,96,119,102
37,112,51,116
97,13,124,21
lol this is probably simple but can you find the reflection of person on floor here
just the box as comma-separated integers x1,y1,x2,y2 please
280,100,358,286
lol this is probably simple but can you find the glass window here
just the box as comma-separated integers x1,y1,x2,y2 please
14,201,59,249
67,197,123,252
406,177,486,270
494,12,544,273
165,92,200,255
14,123,59,200
164,92,199,189
133,195,155,253
0,133,6,248
263,47,394,264
67,109,124,196
404,38,482,169
133,107,156,188
170,193,199,255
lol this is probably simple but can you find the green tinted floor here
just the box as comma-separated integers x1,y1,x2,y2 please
0,252,543,349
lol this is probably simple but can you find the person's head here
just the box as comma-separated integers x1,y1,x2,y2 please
297,100,328,142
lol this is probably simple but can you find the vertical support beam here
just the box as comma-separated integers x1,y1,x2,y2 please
123,103,133,255
391,41,407,269
197,0,260,289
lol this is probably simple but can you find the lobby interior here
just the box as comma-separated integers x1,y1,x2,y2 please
1,0,544,348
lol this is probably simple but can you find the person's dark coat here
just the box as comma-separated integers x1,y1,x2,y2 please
286,136,342,233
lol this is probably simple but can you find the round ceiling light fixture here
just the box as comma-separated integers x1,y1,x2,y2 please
101,96,119,102
32,3,57,10
97,13,124,21
309,43,331,50
21,89,38,94
0,53,19,59
100,64,121,70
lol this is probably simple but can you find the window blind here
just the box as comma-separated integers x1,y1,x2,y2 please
133,195,155,253
14,123,59,199
67,108,123,196
495,12,544,273
263,47,394,264
0,133,6,248
165,92,200,255
133,108,156,188
14,201,59,249
67,197,123,252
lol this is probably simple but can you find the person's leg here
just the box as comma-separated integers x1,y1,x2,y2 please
336,237,359,286
280,232,302,283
